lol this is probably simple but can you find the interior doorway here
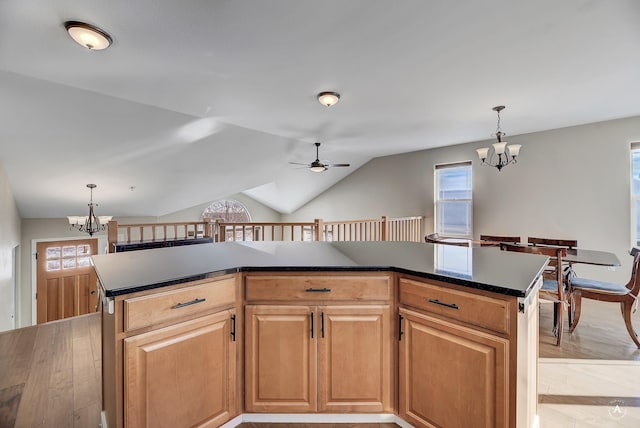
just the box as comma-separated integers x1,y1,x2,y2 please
36,238,98,324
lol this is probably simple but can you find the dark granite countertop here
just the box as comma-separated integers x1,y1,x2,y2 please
92,241,548,298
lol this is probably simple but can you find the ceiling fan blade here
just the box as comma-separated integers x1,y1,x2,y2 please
327,163,350,167
288,161,311,166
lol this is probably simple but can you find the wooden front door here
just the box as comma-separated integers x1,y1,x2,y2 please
36,238,99,324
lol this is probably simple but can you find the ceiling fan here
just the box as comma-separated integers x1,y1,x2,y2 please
289,142,350,172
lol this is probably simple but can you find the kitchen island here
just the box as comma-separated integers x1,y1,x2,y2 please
93,241,546,428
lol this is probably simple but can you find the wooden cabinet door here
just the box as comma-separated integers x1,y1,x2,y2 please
318,305,392,413
245,305,317,413
124,310,236,428
399,308,509,428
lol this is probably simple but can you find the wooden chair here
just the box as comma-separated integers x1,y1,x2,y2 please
480,234,521,244
501,243,568,346
569,248,640,348
528,237,577,249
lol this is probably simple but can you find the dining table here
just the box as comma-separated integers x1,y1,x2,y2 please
563,248,621,267
429,238,622,267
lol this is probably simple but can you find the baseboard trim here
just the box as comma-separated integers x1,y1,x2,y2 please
220,413,412,427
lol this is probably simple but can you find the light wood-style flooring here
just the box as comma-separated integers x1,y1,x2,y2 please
0,297,638,427
0,313,101,428
539,299,640,360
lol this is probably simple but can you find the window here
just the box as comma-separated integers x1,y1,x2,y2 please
201,199,253,241
631,144,640,246
434,162,472,238
45,244,92,272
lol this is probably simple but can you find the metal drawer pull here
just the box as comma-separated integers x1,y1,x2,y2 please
172,297,206,309
305,287,332,292
427,298,459,310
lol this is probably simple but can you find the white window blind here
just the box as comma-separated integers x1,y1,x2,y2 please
434,162,473,238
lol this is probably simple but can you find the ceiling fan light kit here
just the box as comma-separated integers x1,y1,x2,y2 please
317,91,340,107
65,21,112,50
289,142,350,173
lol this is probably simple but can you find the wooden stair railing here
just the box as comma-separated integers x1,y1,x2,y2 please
108,216,424,252
107,220,214,253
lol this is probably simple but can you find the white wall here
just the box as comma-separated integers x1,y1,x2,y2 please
18,193,279,327
285,116,640,284
0,163,21,332
158,193,281,223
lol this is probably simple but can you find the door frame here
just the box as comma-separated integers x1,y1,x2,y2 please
31,236,108,325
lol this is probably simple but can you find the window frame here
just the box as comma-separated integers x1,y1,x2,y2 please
630,143,640,248
434,161,473,238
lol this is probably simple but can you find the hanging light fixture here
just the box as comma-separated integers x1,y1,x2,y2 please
67,184,112,236
64,21,113,50
317,91,340,107
476,106,522,172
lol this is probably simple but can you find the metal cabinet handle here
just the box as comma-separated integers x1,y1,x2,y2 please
427,298,459,310
305,287,332,293
321,312,325,338
231,314,236,342
399,314,404,341
172,297,206,309
310,312,314,338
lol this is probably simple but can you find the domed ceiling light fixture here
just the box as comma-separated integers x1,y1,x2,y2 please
476,105,522,172
64,21,112,50
317,91,340,107
67,184,112,236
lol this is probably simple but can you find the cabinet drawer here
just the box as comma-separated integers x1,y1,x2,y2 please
124,277,236,332
245,275,391,302
399,278,510,334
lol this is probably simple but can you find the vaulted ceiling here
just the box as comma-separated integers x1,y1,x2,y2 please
1,1,639,218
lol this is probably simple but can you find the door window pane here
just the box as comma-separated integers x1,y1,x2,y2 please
47,260,61,271
46,247,61,259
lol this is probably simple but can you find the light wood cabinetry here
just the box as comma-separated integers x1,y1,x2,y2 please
124,310,236,428
398,276,537,428
399,308,508,427
318,305,391,413
102,275,240,428
101,267,538,428
245,305,317,412
244,274,393,414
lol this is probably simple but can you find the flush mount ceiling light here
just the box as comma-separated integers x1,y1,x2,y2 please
64,21,112,50
317,91,340,107
476,105,522,172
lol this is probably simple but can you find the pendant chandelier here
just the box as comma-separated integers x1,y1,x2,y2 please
476,106,522,171
67,184,112,236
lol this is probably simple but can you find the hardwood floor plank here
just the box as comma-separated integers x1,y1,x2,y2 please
0,383,24,427
0,326,37,389
13,321,57,427
44,321,74,428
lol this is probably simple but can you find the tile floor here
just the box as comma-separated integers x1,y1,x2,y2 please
538,358,640,427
